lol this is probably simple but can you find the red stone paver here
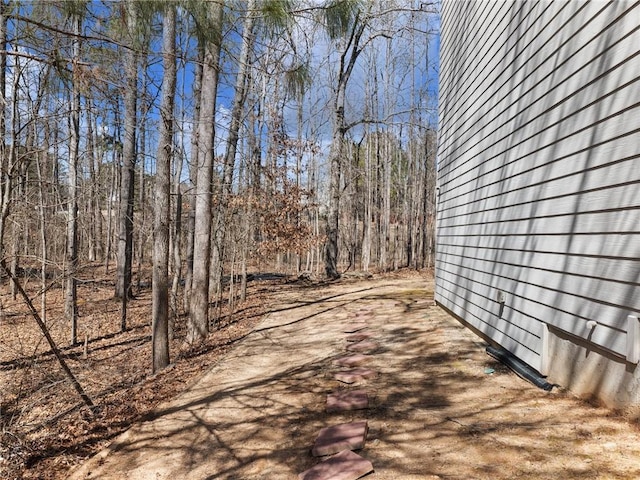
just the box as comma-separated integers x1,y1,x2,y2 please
311,421,369,457
346,331,372,342
346,340,378,353
334,354,370,367
298,450,374,480
334,368,377,384
326,390,369,412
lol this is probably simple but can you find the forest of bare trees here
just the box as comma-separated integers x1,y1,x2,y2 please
0,0,438,475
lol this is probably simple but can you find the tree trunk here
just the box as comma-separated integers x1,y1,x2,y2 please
323,14,366,279
115,0,138,310
2,264,95,411
324,125,343,279
211,0,257,316
35,153,47,324
186,0,224,344
104,144,117,274
183,46,203,313
0,2,7,263
86,100,99,262
152,5,176,373
66,13,81,345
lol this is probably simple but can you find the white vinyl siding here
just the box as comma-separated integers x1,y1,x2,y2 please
436,0,640,371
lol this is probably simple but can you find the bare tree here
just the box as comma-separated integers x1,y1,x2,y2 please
186,0,224,344
151,3,176,372
323,0,368,279
115,0,138,316
211,0,259,317
0,1,10,267
182,45,203,313
65,4,82,345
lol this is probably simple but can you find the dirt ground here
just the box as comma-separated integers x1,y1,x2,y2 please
61,273,640,480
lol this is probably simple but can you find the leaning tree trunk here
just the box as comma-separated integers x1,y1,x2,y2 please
2,264,95,411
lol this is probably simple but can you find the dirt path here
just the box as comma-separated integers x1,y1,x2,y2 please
66,276,640,480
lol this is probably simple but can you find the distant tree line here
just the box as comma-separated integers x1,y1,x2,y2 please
0,0,438,379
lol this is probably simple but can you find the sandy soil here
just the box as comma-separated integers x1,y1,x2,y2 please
63,274,640,480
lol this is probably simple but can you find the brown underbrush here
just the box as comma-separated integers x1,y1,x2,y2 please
0,263,312,480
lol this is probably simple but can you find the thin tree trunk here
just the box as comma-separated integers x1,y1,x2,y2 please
0,2,8,266
324,15,366,279
187,0,224,344
66,12,81,345
361,119,372,272
170,146,184,327
183,46,203,313
86,100,99,262
152,5,176,372
136,98,147,294
115,0,138,312
4,41,18,298
1,264,95,411
35,153,47,325
104,145,117,274
212,0,257,311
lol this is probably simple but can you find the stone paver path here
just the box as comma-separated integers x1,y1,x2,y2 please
298,450,374,480
66,276,640,480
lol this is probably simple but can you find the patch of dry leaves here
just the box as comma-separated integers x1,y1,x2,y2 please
0,265,298,480
6,267,639,480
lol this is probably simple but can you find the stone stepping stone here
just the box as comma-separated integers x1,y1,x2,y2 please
334,368,377,384
343,323,367,333
298,450,374,480
334,354,369,367
311,421,368,457
326,390,369,412
346,331,372,342
346,340,378,353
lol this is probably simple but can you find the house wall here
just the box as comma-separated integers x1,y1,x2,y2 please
436,0,640,406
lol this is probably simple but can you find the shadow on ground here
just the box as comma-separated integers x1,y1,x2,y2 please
66,277,640,480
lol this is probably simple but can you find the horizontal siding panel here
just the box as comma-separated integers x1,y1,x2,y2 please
438,0,586,166
440,54,640,193
439,30,640,190
439,140,640,214
438,0,478,79
440,245,640,287
438,2,634,176
438,182,640,227
436,266,628,357
437,233,640,260
437,253,640,330
437,0,640,365
435,277,542,370
439,1,528,141
438,0,499,105
437,208,640,237
438,0,480,120
435,277,540,351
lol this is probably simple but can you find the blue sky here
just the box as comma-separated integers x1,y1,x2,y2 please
6,1,441,182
